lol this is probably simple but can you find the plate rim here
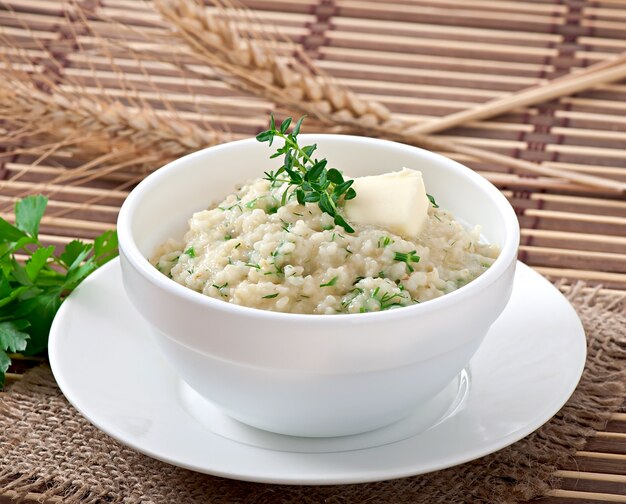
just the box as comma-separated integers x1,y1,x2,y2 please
48,259,586,485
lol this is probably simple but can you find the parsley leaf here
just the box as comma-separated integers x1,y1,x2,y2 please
0,195,117,387
15,194,47,239
0,218,27,244
0,321,30,388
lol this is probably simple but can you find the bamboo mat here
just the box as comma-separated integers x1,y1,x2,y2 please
0,0,625,503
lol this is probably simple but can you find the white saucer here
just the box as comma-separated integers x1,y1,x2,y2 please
49,259,586,485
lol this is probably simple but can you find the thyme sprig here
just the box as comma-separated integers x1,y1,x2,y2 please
256,115,356,232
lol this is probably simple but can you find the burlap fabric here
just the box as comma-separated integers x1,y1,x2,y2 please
0,283,624,504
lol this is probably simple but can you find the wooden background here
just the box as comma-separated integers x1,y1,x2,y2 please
0,0,625,502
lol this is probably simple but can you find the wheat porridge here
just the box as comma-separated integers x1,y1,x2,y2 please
152,177,499,314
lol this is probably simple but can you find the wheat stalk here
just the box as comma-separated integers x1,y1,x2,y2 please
154,0,397,128
0,2,229,182
0,11,231,214
0,74,224,164
153,0,625,194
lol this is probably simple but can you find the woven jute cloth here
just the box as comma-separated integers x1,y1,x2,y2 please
0,284,624,504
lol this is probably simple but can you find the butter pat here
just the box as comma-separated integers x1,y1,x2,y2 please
344,168,430,237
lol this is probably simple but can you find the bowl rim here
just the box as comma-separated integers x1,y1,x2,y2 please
117,134,520,323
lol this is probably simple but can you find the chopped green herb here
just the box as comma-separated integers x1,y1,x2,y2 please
245,198,258,209
224,234,232,240
341,287,363,309
184,246,196,258
267,207,278,214
427,194,439,208
320,276,338,287
368,286,408,311
393,250,421,273
378,291,406,310
377,236,394,248
271,243,284,258
234,242,241,249
257,115,356,233
219,201,243,212
262,293,279,299
212,282,229,297
353,276,365,285
245,263,261,270
433,214,441,222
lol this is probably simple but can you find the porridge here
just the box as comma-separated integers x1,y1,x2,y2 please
152,177,498,314
152,116,499,314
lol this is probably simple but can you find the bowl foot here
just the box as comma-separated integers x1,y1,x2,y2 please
177,369,470,453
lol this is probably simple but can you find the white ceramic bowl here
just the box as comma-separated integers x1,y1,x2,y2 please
117,135,520,438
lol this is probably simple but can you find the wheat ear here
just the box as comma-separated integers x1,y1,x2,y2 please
154,0,397,129
154,0,625,193
0,75,225,161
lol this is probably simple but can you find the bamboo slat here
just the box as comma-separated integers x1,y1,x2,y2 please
1,2,625,504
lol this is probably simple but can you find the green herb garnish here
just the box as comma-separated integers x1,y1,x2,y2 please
0,195,117,387
393,250,421,273
374,290,406,311
320,276,338,287
262,293,279,299
341,287,363,309
184,246,196,258
211,282,229,296
427,194,439,208
256,115,356,233
378,236,394,248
